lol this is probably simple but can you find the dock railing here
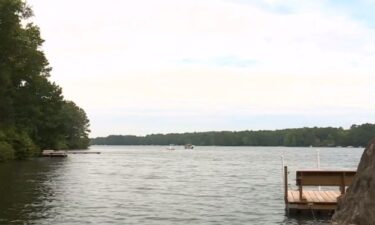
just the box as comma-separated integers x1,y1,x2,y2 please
296,169,356,200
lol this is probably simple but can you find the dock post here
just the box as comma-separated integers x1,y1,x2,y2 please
284,166,288,204
281,155,285,185
316,149,321,191
340,172,346,194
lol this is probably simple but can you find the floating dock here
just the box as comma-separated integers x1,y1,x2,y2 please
284,166,356,214
42,150,67,157
42,150,101,157
67,151,101,154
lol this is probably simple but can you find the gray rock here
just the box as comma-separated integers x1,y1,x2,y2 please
332,137,375,225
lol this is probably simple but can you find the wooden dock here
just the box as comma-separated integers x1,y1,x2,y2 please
42,150,67,157
284,166,356,214
287,190,341,211
42,150,101,157
67,151,101,154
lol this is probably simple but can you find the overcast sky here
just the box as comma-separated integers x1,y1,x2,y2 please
27,0,375,137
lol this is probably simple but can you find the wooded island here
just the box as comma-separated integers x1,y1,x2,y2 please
91,124,375,147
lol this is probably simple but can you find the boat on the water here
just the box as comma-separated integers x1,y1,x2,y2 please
166,144,175,150
184,144,194,149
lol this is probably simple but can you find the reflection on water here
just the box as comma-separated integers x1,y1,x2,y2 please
0,146,363,225
0,158,65,224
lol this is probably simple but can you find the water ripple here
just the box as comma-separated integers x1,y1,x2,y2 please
0,146,363,224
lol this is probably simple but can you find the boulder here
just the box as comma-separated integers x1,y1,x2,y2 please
332,137,375,225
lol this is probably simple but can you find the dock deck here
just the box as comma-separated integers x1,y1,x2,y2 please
287,190,340,211
288,190,340,203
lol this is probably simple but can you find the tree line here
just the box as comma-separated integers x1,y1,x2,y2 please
91,124,375,147
0,0,90,161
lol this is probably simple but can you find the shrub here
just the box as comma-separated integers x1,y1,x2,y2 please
0,141,15,162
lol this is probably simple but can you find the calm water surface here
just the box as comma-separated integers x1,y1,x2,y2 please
0,146,363,225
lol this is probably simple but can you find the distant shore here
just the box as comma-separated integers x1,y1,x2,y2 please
91,123,375,147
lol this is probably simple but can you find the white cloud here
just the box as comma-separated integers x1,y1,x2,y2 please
27,0,375,136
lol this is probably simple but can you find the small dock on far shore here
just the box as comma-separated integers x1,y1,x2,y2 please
42,150,67,157
284,166,356,214
67,151,101,154
42,150,101,157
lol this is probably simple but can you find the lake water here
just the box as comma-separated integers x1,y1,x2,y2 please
0,146,363,225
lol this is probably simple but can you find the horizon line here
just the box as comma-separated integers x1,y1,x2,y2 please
91,123,372,138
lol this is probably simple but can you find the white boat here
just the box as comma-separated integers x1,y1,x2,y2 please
166,144,175,150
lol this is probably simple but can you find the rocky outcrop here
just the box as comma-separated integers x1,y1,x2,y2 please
332,137,375,225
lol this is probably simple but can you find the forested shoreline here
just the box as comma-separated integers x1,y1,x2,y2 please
91,124,375,147
0,0,90,161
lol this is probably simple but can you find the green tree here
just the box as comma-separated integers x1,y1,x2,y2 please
0,0,90,160
60,101,90,149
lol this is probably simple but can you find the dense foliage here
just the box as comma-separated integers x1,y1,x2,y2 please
91,124,375,147
0,0,90,161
